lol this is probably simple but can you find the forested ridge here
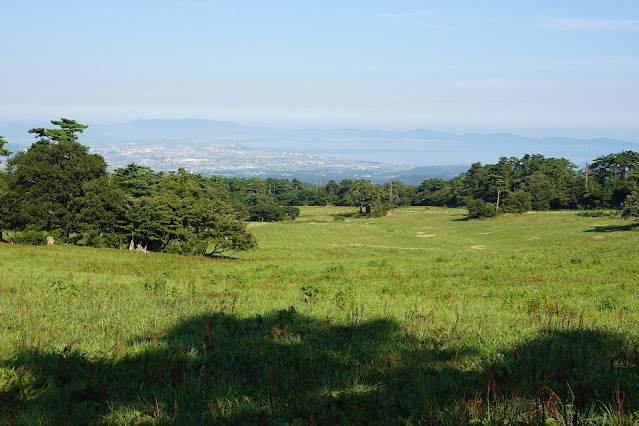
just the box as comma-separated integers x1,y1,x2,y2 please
1,119,638,253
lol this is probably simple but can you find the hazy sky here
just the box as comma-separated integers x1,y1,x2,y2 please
2,0,639,139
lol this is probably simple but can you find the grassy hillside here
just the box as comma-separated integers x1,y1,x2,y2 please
1,207,639,424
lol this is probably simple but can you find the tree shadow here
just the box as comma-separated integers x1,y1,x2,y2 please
487,327,639,423
452,216,471,222
576,211,617,218
330,212,358,219
585,224,636,232
2,311,638,424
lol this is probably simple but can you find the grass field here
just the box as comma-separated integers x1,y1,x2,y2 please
1,206,639,424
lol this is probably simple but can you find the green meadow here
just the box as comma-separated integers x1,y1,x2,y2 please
1,207,639,424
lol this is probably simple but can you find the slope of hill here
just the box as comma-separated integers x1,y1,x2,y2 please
1,207,638,423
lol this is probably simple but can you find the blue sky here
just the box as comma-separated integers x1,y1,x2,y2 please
2,0,639,139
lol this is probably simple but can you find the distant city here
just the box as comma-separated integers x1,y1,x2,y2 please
2,118,638,185
91,139,415,184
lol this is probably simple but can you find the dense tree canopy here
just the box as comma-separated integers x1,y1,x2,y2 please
410,152,638,218
1,119,107,234
2,118,638,246
0,120,256,256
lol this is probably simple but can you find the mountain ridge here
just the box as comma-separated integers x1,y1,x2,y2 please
2,118,636,146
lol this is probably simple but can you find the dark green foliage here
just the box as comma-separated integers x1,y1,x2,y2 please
501,190,532,213
0,136,11,159
409,152,639,218
413,178,453,206
123,182,256,256
523,173,554,210
75,176,129,238
301,285,325,303
3,118,639,244
246,203,298,222
381,179,414,206
591,151,639,182
199,210,257,256
622,190,639,220
466,199,496,219
1,119,107,235
76,230,124,248
28,118,88,143
50,278,77,295
282,205,300,220
248,203,285,222
15,226,47,245
0,120,256,256
111,164,162,198
347,179,388,217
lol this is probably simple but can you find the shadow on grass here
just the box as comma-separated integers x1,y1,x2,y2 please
330,212,359,219
452,216,471,222
2,312,638,424
585,224,636,232
576,211,617,218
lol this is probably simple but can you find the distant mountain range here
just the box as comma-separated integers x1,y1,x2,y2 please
2,118,636,147
2,119,638,184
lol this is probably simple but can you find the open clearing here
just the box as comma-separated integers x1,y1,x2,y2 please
1,207,638,424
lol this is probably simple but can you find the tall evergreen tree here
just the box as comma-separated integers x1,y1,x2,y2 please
0,136,11,159
1,119,106,235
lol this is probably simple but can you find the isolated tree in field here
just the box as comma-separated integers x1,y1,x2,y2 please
347,179,386,216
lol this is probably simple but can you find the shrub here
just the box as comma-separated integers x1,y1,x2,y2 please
466,199,496,219
282,206,301,220
622,190,639,220
248,203,285,222
16,227,47,245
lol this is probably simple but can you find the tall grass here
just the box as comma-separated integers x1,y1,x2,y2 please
1,207,638,424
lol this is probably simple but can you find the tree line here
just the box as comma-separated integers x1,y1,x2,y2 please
0,120,256,255
412,153,639,219
1,119,638,254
